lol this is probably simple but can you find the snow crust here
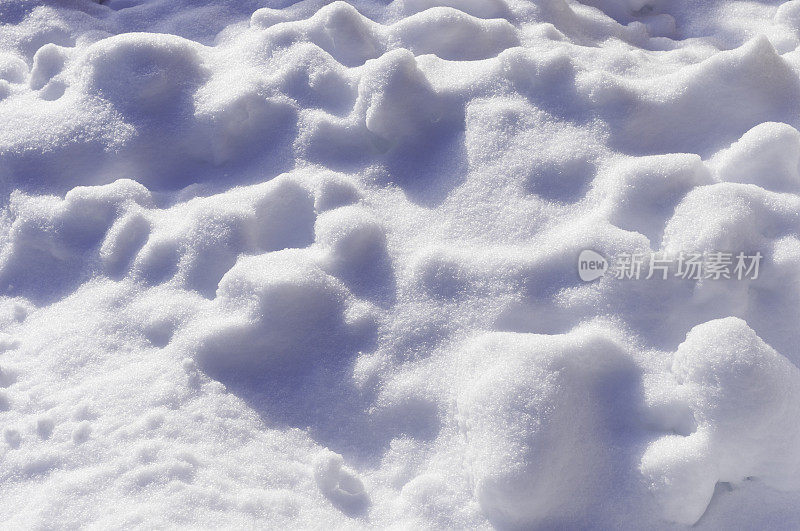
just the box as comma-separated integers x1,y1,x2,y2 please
3,0,800,528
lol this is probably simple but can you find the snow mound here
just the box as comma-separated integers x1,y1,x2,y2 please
642,317,800,525
191,249,361,376
457,325,639,528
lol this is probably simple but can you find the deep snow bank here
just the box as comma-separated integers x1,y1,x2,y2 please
3,0,800,528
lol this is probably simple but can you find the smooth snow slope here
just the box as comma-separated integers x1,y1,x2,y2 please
2,0,800,528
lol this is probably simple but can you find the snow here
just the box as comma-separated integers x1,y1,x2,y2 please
2,0,800,528
642,317,800,525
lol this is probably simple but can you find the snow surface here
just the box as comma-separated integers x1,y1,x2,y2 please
2,0,800,528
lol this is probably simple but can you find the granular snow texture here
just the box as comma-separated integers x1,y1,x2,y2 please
2,0,800,528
